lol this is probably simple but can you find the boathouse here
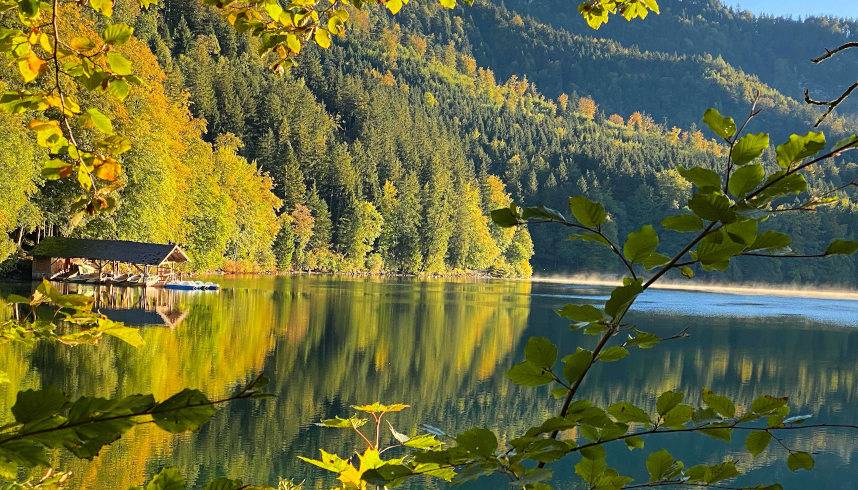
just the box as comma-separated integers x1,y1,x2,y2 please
30,238,190,282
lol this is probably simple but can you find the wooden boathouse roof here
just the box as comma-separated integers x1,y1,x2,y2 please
31,238,190,266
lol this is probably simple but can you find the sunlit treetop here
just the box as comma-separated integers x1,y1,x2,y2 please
0,0,657,219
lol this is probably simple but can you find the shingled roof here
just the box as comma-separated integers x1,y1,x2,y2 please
31,238,190,266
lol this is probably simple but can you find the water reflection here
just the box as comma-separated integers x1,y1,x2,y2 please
0,277,856,488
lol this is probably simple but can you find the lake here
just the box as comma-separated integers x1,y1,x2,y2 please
2,275,858,489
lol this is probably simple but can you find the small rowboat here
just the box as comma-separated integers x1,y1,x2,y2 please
164,280,221,291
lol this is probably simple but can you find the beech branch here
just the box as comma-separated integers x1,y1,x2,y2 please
804,42,858,126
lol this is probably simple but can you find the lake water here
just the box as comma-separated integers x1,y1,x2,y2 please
2,275,858,489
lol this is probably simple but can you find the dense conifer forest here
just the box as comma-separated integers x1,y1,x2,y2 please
2,0,857,283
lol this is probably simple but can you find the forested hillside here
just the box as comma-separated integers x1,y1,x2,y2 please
2,0,858,283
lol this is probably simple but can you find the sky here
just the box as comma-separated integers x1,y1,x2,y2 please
728,0,858,20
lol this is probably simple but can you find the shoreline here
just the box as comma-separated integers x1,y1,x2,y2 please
529,275,858,301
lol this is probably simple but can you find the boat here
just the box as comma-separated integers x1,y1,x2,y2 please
106,273,128,284
70,273,97,283
163,280,221,291
50,270,78,281
164,280,201,291
143,276,160,287
121,274,143,286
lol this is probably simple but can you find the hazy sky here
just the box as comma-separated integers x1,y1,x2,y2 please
729,0,858,20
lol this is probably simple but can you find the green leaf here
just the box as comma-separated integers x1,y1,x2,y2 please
363,464,413,486
516,467,553,485
662,214,703,232
624,436,644,450
757,171,807,200
625,329,661,349
569,196,606,227
725,219,758,246
562,349,592,384
12,386,68,424
731,133,769,165
70,36,97,51
106,79,130,100
680,266,694,278
551,386,569,399
646,448,676,481
575,455,607,484
100,323,144,346
523,440,570,463
145,467,185,490
623,225,658,263
567,232,611,247
824,240,858,256
455,428,497,458
0,440,49,466
18,0,39,17
688,192,733,222
702,108,736,140
700,423,733,442
776,132,826,168
521,205,566,222
695,232,745,271
524,337,557,369
204,478,252,490
403,434,442,449
150,389,217,432
599,346,628,362
728,164,764,197
83,108,113,134
505,361,553,386
490,208,518,227
604,279,643,317
607,402,651,425
750,395,789,414
787,451,814,471
661,405,693,429
556,304,603,322
749,231,792,252
745,431,772,457
656,391,684,416
706,461,740,483
315,415,367,428
678,166,721,191
641,252,670,269
103,23,133,45
702,388,735,418
580,444,606,461
106,52,132,75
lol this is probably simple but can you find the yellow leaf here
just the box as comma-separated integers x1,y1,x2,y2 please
77,165,93,191
314,28,331,49
39,33,53,54
93,158,121,181
286,33,301,54
384,0,403,14
18,53,47,83
99,321,144,347
351,402,410,413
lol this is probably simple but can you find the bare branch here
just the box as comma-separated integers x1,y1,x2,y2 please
810,42,858,63
804,81,858,127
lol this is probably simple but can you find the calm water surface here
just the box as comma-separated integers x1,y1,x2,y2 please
2,276,857,489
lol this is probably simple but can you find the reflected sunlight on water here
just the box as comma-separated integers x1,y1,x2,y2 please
1,276,857,488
